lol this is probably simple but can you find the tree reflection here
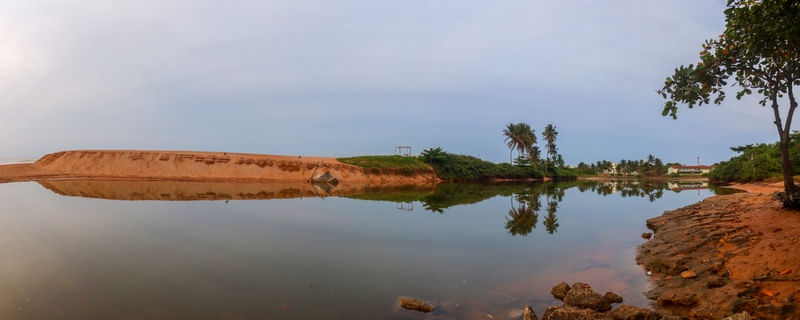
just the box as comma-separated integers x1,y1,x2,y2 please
505,203,539,236
543,200,559,234
343,180,713,236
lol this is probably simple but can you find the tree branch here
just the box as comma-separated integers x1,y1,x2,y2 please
772,89,785,139
786,79,799,137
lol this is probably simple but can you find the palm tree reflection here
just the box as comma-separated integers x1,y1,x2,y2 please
505,203,539,236
543,200,559,234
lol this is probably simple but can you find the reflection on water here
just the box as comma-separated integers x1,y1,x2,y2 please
0,179,730,319
37,179,733,240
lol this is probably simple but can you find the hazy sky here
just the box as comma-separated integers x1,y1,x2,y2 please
0,0,789,164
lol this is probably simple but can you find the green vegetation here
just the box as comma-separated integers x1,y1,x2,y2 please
336,155,432,176
421,147,576,181
339,147,578,182
709,132,800,182
658,0,800,207
574,155,670,176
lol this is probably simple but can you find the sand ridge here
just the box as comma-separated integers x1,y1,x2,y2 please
0,150,438,184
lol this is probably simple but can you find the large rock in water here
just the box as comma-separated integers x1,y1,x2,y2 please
396,296,434,313
551,282,571,301
602,292,623,304
310,171,339,185
563,283,612,312
542,305,604,320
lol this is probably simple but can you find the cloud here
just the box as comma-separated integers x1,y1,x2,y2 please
0,0,785,164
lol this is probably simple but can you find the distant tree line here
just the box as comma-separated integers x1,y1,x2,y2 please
574,154,674,176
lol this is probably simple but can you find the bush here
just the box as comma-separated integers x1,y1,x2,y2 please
708,134,800,182
340,149,579,181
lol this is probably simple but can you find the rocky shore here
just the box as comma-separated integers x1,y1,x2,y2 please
637,187,800,319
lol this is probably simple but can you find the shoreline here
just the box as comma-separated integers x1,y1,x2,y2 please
637,182,800,319
0,150,439,185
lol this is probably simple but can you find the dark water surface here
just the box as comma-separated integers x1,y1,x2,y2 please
0,180,732,319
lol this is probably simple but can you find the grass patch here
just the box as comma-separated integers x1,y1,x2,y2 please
337,155,432,176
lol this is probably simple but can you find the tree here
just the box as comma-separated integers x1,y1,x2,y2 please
543,124,558,175
555,154,565,168
420,147,445,164
503,122,537,164
658,0,800,208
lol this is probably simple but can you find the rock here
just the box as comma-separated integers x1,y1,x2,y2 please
608,305,660,320
509,309,524,319
563,283,612,312
524,305,539,320
551,282,571,301
657,292,698,306
641,232,653,240
541,305,604,320
721,311,750,320
310,171,339,185
756,302,794,315
602,292,623,304
680,270,697,279
397,296,435,313
706,276,727,288
643,288,661,300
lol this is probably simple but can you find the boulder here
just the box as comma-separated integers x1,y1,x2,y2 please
551,282,571,301
657,292,698,306
706,275,726,288
608,305,660,320
310,171,339,185
542,305,606,320
602,292,623,304
397,296,434,313
642,232,653,240
563,283,612,312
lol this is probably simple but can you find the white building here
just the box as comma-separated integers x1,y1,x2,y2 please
667,165,714,175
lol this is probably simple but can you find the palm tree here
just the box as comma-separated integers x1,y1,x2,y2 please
503,123,521,163
542,124,558,175
503,122,537,164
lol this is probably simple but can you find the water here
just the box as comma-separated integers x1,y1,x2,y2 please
0,180,733,319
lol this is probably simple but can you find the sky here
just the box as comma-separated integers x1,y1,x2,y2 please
0,0,791,165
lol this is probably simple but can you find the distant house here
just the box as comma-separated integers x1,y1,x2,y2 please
667,165,714,175
603,162,619,175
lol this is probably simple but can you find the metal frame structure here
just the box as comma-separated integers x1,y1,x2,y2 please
395,146,412,157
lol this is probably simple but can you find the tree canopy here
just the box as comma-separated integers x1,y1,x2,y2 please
657,0,800,207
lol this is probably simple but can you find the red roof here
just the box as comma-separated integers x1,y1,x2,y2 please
669,165,714,169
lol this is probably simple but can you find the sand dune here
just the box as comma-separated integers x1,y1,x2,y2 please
0,150,437,184
37,179,436,201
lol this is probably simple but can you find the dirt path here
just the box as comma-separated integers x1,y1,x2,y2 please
637,183,800,319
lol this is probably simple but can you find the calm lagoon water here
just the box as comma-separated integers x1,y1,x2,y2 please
0,180,732,319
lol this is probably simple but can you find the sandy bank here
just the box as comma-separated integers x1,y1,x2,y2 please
37,179,436,201
637,183,800,319
0,150,438,184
